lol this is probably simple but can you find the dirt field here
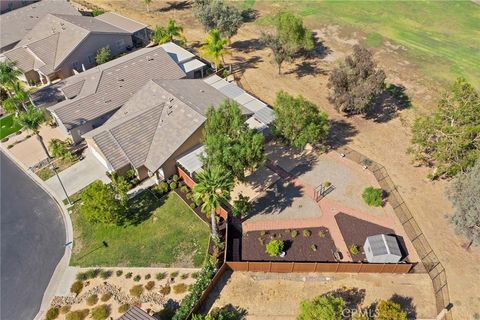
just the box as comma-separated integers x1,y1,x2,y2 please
75,1,480,318
204,271,436,320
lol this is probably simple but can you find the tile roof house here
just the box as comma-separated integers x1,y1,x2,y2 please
0,0,79,52
1,11,148,85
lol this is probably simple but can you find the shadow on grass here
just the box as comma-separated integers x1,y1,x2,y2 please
365,84,412,123
327,119,359,150
155,1,191,12
126,190,166,226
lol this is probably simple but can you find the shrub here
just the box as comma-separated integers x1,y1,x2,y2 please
180,273,189,280
99,270,112,279
156,272,167,280
86,294,99,306
60,305,71,314
45,307,59,320
116,270,123,277
125,272,133,279
298,294,345,320
180,185,189,193
191,272,199,279
1,137,8,143
376,300,407,320
260,230,266,236
350,244,360,255
160,285,171,295
145,273,151,280
232,194,251,218
172,174,179,182
310,244,317,252
133,275,141,282
318,230,326,238
169,181,177,190
91,304,110,320
291,230,298,238
118,304,129,314
85,269,101,279
170,271,179,278
362,187,383,207
303,229,312,237
76,272,88,281
100,293,112,302
91,9,105,16
65,309,89,320
7,144,13,149
155,181,169,194
190,203,196,209
129,285,144,298
70,281,83,296
173,283,188,294
145,281,155,291
265,240,284,257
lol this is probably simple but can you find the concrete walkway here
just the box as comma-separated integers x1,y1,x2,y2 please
45,149,110,200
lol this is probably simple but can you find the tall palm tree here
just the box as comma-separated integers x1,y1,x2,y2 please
0,61,21,95
152,19,186,45
3,81,31,115
200,29,230,71
16,105,50,159
11,81,30,110
193,166,234,237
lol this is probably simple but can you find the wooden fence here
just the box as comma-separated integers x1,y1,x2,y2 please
226,261,412,274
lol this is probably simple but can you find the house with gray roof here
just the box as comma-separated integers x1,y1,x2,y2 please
363,234,403,263
1,11,148,85
118,306,155,320
0,0,79,52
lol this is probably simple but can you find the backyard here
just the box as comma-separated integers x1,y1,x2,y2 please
0,114,22,140
71,191,210,267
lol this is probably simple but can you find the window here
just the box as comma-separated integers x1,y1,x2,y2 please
87,55,95,64
115,39,125,51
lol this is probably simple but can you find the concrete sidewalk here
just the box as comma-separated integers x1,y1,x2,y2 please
45,148,110,200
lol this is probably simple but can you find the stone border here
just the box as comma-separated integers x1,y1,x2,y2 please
0,145,74,320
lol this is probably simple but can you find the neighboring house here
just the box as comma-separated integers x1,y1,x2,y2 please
84,79,252,181
364,234,403,263
1,12,148,85
95,12,149,47
30,45,188,143
0,0,38,14
0,0,79,52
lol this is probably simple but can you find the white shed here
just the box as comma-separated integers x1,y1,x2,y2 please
364,234,402,263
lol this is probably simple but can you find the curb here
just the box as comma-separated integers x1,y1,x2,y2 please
0,145,73,320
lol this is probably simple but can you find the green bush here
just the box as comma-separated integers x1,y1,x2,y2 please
169,181,177,190
76,272,88,281
362,187,383,207
173,283,188,294
291,230,298,238
298,294,345,320
60,305,71,314
100,293,112,302
156,272,167,280
170,271,179,278
191,272,199,279
99,270,112,279
303,229,311,237
180,273,189,280
350,244,360,255
65,309,89,320
160,285,171,295
155,181,169,194
116,270,123,277
91,9,105,16
232,194,251,218
45,307,59,320
190,202,196,209
265,240,284,257
318,230,326,238
180,185,189,193
86,294,99,306
133,275,141,282
118,304,129,313
172,174,179,182
70,281,83,296
91,304,110,320
145,281,155,291
129,285,144,298
145,273,151,280
125,272,133,279
310,244,317,252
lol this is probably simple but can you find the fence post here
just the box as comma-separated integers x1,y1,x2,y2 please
380,263,385,273
247,261,250,272
314,262,318,272
291,262,295,272
335,263,339,272
269,261,272,272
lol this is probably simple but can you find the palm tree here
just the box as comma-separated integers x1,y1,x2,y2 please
11,81,30,110
200,29,230,71
151,19,186,45
16,105,50,159
0,61,21,95
193,166,234,237
144,0,152,12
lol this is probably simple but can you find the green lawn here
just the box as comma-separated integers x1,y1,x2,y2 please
70,191,210,267
0,114,22,139
257,1,480,89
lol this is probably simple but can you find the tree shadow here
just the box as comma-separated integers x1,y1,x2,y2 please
156,1,191,12
241,8,259,22
365,84,412,123
325,287,366,311
211,304,248,319
306,31,332,59
390,294,417,319
126,190,166,225
285,59,328,78
153,298,179,319
198,270,236,314
326,119,358,150
230,38,266,53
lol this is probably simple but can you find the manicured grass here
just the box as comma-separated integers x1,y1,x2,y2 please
0,114,22,139
258,1,480,88
70,191,210,267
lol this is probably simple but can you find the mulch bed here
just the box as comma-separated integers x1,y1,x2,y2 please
334,212,395,262
242,227,337,262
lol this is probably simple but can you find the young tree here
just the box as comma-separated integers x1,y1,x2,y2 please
273,90,329,149
374,300,407,320
151,19,186,45
202,99,265,180
193,0,243,39
409,77,480,179
298,294,345,320
2,81,30,115
16,105,50,158
261,11,313,74
80,180,126,225
95,47,111,65
328,45,386,114
144,0,152,12
447,160,480,247
200,29,230,70
192,166,234,237
0,61,21,94
48,138,73,159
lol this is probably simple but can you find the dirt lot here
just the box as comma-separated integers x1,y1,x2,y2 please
76,1,480,318
205,271,436,320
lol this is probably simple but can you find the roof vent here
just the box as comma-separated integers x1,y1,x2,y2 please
105,99,112,103
200,89,205,93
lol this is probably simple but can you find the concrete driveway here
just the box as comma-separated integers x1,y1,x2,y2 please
45,148,110,200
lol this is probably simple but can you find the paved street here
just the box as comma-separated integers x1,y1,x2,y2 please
1,152,66,320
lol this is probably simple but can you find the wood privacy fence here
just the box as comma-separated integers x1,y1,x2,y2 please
336,146,452,319
226,261,412,273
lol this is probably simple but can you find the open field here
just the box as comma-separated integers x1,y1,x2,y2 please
71,192,210,267
0,114,22,139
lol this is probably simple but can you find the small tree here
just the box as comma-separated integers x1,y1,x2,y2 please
409,77,480,179
232,194,251,218
298,294,345,320
374,300,407,320
80,180,126,225
193,0,243,39
0,61,21,94
265,239,284,257
447,160,480,246
70,281,83,296
328,45,386,114
362,187,383,207
48,138,73,159
90,304,110,320
95,47,111,65
200,29,230,70
273,90,330,149
151,19,186,45
16,105,49,158
45,307,59,320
